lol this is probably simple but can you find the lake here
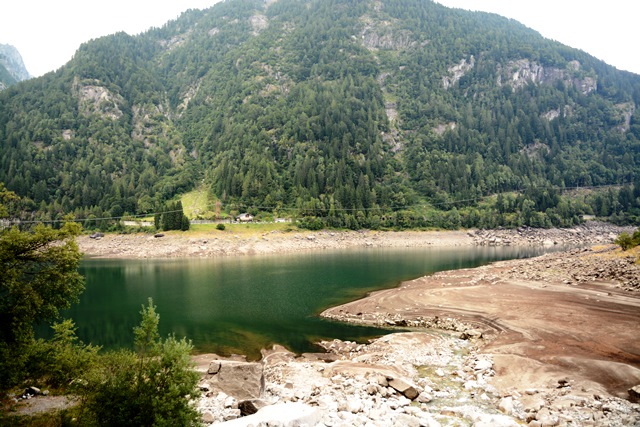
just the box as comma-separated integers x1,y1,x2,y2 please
59,246,554,358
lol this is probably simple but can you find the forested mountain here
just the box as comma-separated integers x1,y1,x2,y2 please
1,0,639,229
0,44,30,91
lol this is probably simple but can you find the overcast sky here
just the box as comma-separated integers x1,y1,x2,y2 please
1,0,639,78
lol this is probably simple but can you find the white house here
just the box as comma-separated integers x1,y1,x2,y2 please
236,213,254,222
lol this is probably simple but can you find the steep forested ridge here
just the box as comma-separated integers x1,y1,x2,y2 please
1,0,639,229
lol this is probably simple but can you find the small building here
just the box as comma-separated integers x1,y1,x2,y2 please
236,213,254,222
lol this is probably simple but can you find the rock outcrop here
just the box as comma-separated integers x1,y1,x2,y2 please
202,360,265,401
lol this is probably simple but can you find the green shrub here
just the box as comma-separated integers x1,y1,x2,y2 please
216,223,225,231
297,216,324,230
615,229,640,250
79,299,201,427
27,319,100,389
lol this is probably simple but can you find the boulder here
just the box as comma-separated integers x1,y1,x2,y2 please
629,385,640,403
206,360,264,400
388,377,419,400
238,399,270,416
202,411,215,424
474,358,493,372
208,361,222,374
417,391,433,403
394,413,421,427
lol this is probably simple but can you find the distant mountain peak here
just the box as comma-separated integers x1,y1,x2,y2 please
0,43,31,90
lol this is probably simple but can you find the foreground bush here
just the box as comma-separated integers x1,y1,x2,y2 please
79,299,201,427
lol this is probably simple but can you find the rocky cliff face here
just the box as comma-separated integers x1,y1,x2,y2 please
0,44,31,90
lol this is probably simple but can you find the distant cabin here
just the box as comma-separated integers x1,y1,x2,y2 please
236,213,254,222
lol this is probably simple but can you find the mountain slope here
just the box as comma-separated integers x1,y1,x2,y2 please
1,0,639,228
0,44,30,90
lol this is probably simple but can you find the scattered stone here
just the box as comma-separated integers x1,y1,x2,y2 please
498,396,514,415
238,399,270,416
24,386,41,397
417,391,433,403
202,411,215,423
388,377,420,400
216,402,322,426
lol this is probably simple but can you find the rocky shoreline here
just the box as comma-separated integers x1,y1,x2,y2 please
468,221,632,248
77,221,635,259
195,329,639,426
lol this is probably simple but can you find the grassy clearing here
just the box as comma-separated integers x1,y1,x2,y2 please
180,188,212,218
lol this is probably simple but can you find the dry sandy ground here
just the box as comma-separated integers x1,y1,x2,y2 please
77,229,473,258
322,246,640,400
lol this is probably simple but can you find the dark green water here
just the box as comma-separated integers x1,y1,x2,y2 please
59,246,552,358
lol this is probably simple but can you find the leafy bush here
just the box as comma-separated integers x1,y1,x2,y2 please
0,222,84,393
79,299,201,427
297,216,324,231
27,319,100,389
615,229,640,251
216,223,225,231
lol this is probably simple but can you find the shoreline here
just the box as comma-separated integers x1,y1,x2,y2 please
321,244,640,395
77,221,633,259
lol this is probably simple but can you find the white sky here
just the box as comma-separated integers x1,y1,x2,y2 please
1,0,639,78
436,0,640,75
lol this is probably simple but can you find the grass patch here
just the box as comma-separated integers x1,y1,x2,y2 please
180,188,212,218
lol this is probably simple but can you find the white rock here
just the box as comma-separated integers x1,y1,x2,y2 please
474,359,493,371
464,380,479,390
417,391,433,403
472,413,519,427
224,396,236,408
215,402,323,427
393,413,421,427
498,396,514,415
347,397,363,414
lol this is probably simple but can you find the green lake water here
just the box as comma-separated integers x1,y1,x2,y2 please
59,246,553,358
